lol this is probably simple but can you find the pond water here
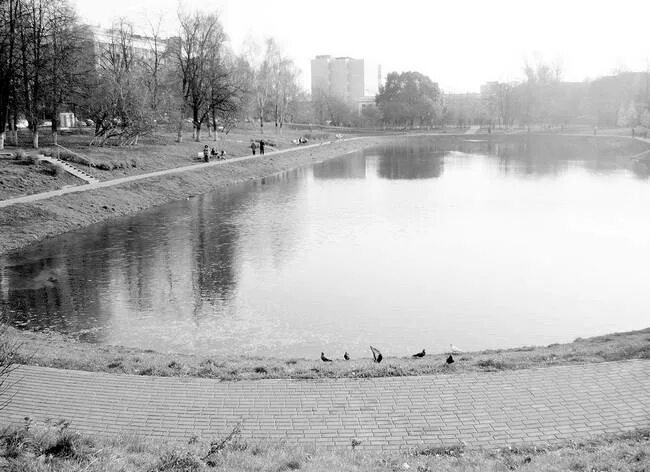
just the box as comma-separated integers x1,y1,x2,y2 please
2,136,649,358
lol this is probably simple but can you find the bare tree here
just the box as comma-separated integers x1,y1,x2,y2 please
142,13,167,124
0,0,22,150
271,56,300,134
173,9,226,142
44,1,92,145
244,38,280,134
86,19,152,145
17,0,52,148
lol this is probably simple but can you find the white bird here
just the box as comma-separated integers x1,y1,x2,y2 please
449,344,462,354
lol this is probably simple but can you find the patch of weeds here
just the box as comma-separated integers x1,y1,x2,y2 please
568,459,586,471
200,358,225,369
0,424,32,458
42,429,94,459
477,359,509,370
285,359,298,365
414,443,465,457
197,366,217,378
138,367,166,376
253,366,267,374
148,449,203,472
202,424,243,466
276,458,302,471
107,360,123,369
168,360,181,369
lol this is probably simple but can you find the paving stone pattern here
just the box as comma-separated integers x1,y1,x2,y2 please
2,360,649,450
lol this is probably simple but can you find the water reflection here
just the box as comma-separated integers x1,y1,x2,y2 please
376,143,445,180
313,153,367,179
1,135,649,357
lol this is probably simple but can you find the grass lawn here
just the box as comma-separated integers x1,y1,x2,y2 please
4,324,648,381
1,419,648,471
6,125,350,176
0,155,84,200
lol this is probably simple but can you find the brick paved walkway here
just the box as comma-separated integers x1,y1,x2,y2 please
2,360,649,450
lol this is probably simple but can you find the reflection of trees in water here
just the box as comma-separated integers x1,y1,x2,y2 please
0,168,311,344
0,226,114,340
189,191,240,320
237,169,307,272
461,135,643,177
313,153,367,179
375,140,445,180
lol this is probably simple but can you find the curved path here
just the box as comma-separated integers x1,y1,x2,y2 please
2,360,648,450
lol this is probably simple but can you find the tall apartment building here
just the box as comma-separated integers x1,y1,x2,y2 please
311,55,380,106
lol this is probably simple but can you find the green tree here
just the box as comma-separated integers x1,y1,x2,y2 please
375,71,440,127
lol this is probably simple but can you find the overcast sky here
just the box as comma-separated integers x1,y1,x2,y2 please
72,0,650,93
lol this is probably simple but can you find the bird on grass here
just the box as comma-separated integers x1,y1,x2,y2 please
321,352,332,362
446,354,455,364
370,346,383,363
412,349,426,358
344,352,350,360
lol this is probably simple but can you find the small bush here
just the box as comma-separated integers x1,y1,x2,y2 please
41,162,63,176
57,150,92,167
14,150,27,160
22,154,39,165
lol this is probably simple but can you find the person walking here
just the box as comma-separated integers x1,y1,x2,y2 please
259,139,265,155
250,140,256,155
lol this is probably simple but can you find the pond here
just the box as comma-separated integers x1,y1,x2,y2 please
2,135,649,358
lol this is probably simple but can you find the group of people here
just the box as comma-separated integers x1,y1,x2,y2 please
203,145,225,162
291,136,308,145
250,139,265,155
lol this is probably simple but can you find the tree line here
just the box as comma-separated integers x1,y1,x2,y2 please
0,0,305,149
443,63,650,130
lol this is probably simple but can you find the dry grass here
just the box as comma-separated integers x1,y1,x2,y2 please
0,156,83,200
5,325,648,382
1,419,648,471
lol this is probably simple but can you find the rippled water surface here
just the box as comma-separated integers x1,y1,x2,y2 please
2,136,649,358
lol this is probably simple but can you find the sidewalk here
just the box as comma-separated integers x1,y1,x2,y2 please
2,360,648,450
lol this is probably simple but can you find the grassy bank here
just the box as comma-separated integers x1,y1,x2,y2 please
1,419,648,471
4,324,648,381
